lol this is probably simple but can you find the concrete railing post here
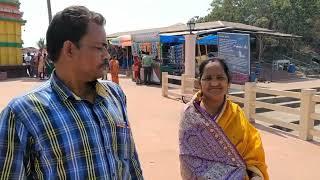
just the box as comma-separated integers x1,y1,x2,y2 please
299,89,316,140
244,82,256,123
162,72,168,97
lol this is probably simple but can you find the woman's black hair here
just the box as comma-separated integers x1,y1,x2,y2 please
198,57,231,83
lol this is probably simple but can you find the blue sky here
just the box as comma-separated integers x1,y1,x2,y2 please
19,0,212,47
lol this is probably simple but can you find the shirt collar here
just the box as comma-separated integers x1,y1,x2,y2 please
50,71,109,102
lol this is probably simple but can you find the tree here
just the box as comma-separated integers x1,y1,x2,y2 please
37,38,46,50
201,0,320,52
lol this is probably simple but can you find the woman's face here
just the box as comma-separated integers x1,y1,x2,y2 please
200,61,229,101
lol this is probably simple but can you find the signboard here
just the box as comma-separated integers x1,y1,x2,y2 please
218,32,250,84
132,32,160,43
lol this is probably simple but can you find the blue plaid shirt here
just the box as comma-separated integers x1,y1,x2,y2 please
0,73,143,179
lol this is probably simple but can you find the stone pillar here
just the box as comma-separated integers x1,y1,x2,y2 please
184,34,196,78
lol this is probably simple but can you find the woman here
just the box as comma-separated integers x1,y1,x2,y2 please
133,56,141,84
109,56,120,84
179,58,268,180
37,53,45,80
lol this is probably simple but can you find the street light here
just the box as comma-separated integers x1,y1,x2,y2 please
184,16,199,81
47,0,52,23
187,16,198,34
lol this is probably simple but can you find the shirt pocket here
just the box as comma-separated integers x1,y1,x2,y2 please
115,121,132,160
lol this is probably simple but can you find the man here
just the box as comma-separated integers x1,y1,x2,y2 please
142,51,153,85
24,52,32,77
0,6,143,179
109,56,120,84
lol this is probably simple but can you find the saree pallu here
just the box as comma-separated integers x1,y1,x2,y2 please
179,98,269,180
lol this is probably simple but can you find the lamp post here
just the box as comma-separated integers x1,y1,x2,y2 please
184,17,198,78
47,0,52,23
187,18,196,34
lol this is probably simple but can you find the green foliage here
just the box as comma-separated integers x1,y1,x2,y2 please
36,38,46,50
202,0,320,52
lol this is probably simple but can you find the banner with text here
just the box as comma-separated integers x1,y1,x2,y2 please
218,32,250,84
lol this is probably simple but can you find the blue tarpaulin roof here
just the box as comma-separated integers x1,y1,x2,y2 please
160,35,184,43
197,35,217,45
159,35,218,45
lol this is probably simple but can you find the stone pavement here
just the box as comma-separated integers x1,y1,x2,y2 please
1,76,320,180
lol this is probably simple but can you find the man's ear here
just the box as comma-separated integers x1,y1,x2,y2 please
62,41,76,59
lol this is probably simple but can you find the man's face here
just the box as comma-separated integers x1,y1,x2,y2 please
73,22,109,81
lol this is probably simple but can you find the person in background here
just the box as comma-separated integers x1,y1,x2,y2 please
133,55,141,84
32,53,39,77
109,55,120,84
0,6,143,179
24,52,32,77
102,58,109,80
45,53,55,79
142,51,153,85
29,53,36,77
37,52,45,80
179,58,268,180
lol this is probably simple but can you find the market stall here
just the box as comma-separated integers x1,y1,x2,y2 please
131,32,161,84
159,35,185,76
109,35,133,73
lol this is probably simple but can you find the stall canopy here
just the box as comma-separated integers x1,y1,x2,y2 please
132,32,160,43
159,34,218,45
197,35,217,45
110,35,132,47
159,35,184,43
115,32,218,45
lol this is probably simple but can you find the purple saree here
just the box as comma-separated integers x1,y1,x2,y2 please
179,101,246,180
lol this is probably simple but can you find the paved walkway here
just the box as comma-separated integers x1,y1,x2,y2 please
1,77,320,180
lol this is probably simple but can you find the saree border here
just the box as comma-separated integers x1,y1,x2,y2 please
192,100,246,169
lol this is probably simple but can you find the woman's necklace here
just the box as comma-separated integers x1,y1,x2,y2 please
200,97,225,117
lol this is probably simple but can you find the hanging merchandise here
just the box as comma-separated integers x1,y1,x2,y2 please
175,44,184,64
169,46,175,64
168,45,184,64
151,42,158,57
132,43,139,56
